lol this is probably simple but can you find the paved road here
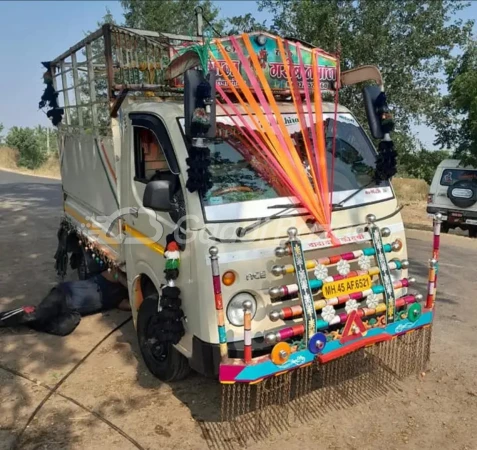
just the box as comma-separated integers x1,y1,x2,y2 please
1,170,477,450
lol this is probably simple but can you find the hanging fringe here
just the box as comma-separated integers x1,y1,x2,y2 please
375,140,398,182
219,327,432,428
39,61,64,126
156,285,185,345
186,138,213,194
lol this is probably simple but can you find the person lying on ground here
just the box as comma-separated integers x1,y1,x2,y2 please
0,270,130,336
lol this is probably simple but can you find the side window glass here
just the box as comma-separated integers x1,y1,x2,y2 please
133,127,170,183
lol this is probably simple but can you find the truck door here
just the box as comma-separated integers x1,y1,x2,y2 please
121,113,183,300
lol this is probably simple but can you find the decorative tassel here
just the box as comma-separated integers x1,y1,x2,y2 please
186,139,213,194
375,140,397,182
39,61,64,126
156,285,185,344
164,242,180,280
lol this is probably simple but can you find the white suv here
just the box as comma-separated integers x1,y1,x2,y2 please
427,159,477,237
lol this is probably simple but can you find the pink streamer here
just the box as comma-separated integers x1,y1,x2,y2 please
296,45,326,203
215,88,298,197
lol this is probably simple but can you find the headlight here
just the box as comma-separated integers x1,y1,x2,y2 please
226,292,257,327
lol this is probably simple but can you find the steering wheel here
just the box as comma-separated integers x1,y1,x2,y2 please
210,185,254,196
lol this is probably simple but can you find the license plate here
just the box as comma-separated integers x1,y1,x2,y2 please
322,275,372,299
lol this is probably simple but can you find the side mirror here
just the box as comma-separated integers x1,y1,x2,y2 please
143,180,173,212
363,85,384,140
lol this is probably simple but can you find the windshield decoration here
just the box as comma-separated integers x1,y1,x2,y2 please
209,33,336,235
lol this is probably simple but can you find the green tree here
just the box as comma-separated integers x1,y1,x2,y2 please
400,148,450,184
6,127,47,169
225,13,268,35
252,0,473,159
434,39,477,166
121,0,220,35
0,123,4,146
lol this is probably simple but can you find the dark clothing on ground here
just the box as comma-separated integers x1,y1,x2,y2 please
0,274,128,336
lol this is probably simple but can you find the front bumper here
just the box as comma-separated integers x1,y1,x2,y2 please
201,214,441,385
189,335,274,378
219,311,433,383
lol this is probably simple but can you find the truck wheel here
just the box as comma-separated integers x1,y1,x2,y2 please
469,227,477,238
137,294,190,382
441,222,450,234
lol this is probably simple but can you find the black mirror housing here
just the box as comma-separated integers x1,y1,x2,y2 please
143,180,173,212
363,85,384,140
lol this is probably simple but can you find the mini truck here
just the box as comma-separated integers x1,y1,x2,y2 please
44,17,440,415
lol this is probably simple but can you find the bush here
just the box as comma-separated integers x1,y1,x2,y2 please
399,149,450,185
5,127,47,169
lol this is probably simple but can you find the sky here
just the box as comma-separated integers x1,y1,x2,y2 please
0,0,475,149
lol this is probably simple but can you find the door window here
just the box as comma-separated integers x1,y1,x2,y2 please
133,128,170,183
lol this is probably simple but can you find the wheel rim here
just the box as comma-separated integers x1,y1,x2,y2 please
145,316,168,363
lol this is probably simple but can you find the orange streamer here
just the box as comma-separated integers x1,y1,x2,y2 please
210,34,334,233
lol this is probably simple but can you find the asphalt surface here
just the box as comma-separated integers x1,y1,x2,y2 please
1,169,477,450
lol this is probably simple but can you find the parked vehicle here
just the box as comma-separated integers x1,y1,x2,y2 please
427,159,477,237
43,16,434,400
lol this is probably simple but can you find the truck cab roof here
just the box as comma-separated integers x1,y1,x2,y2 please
123,98,354,117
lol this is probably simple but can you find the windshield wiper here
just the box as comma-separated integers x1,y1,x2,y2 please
332,181,375,210
235,204,302,237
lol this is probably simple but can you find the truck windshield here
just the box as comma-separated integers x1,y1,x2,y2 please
196,112,391,221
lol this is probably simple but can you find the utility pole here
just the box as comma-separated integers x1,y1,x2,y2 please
195,6,203,37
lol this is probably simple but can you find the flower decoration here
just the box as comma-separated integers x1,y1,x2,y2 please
314,263,328,280
337,259,351,276
345,299,359,314
366,293,380,309
358,254,371,271
321,305,336,323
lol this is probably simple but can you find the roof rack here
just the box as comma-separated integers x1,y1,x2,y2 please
46,25,340,134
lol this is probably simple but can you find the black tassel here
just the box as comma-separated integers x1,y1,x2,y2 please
196,81,212,107
156,285,185,344
375,140,397,182
39,62,63,126
185,144,213,194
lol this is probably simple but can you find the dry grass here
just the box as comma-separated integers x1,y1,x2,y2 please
392,177,430,230
0,146,60,179
0,147,20,170
392,177,429,204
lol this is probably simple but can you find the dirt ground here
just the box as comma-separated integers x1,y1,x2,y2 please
1,171,477,450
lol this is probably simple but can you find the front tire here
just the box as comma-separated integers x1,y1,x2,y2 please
137,294,190,382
